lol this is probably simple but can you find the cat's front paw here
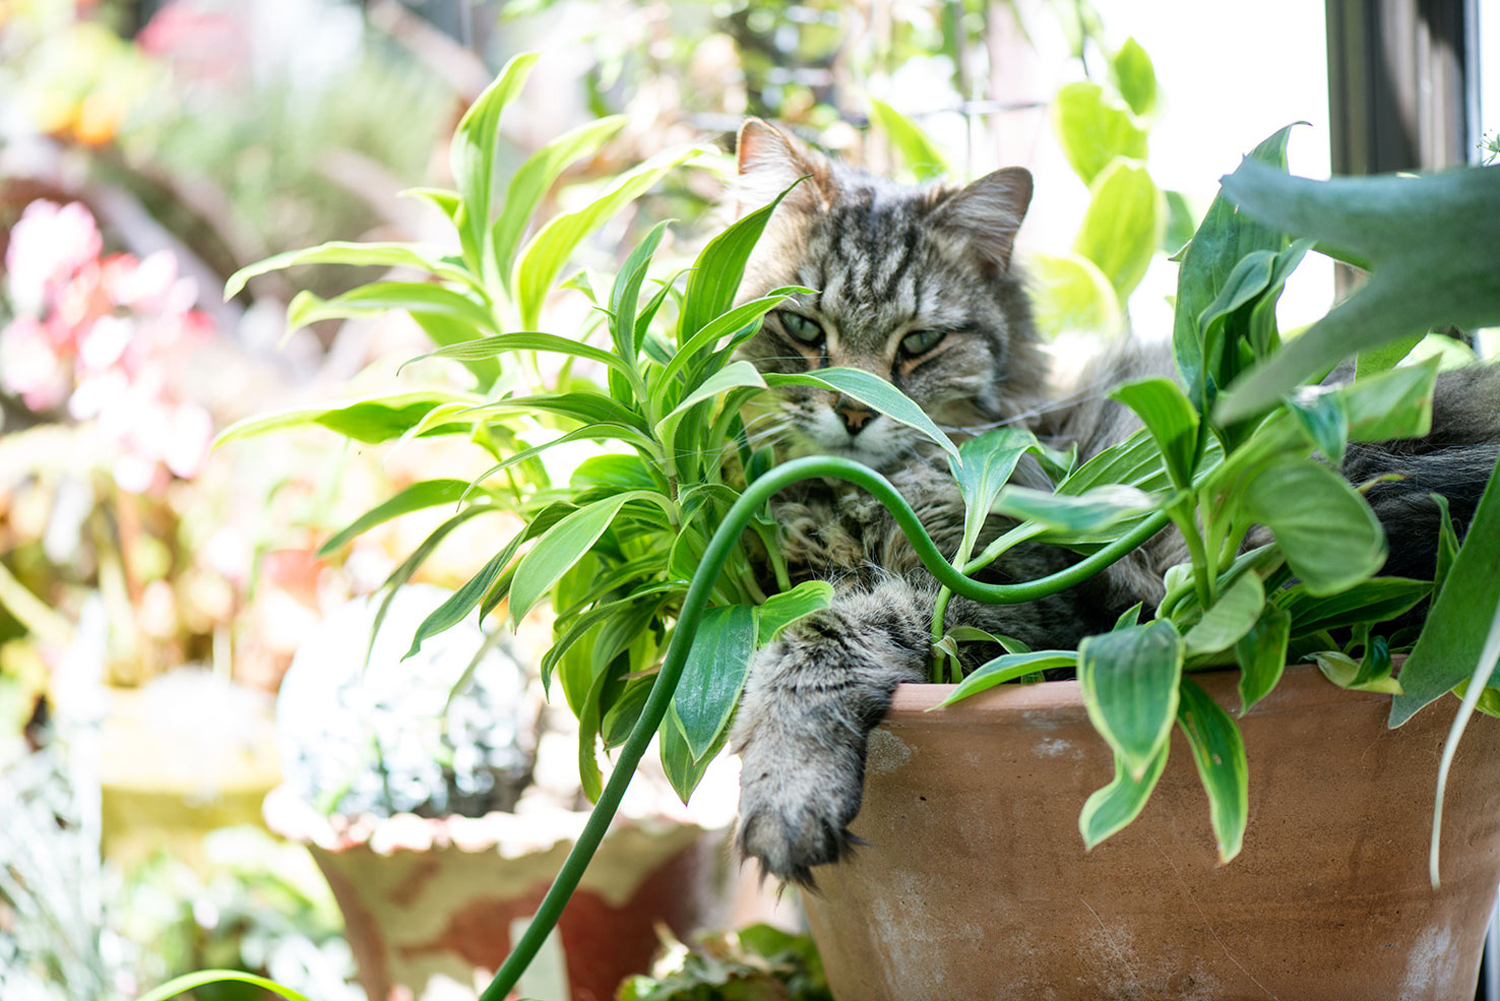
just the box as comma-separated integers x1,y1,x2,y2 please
734,731,863,887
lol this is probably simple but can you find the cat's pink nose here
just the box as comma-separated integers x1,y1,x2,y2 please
834,399,876,435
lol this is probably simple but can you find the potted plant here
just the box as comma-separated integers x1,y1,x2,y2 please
149,55,1500,1001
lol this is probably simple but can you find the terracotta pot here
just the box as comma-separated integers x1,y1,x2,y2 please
801,663,1500,1001
265,789,729,1001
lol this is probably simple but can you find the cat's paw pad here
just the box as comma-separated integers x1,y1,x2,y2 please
735,748,863,887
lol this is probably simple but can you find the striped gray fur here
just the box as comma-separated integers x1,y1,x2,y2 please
726,119,1500,886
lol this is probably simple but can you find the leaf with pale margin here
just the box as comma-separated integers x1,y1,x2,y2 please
1234,606,1290,713
678,181,801,347
1215,162,1500,422
224,242,473,299
1109,377,1199,490
137,971,313,1001
766,368,959,458
1078,619,1184,780
935,651,1077,707
1079,743,1169,850
670,604,757,761
1176,679,1249,863
1240,456,1386,596
992,484,1157,542
1184,573,1265,656
1390,456,1500,726
450,53,540,282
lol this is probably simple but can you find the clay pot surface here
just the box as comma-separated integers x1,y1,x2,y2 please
801,664,1500,1001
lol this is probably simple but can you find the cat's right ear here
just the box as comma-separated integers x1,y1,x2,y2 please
735,119,830,217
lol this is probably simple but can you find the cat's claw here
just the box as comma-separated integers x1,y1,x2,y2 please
735,747,863,887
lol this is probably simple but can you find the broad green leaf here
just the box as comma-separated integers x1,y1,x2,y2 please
1052,82,1148,186
510,492,643,624
1074,158,1163,298
1109,377,1199,489
1315,651,1404,695
1078,619,1184,779
610,219,672,360
868,97,949,181
1110,38,1157,117
1276,577,1431,635
1215,162,1500,423
1079,743,1169,850
755,581,834,643
1056,429,1171,497
492,114,629,283
138,971,313,1001
1390,456,1500,726
319,479,471,556
403,331,634,377
1240,456,1386,596
1184,573,1265,656
214,391,475,447
224,242,473,299
1338,356,1439,443
935,650,1077,707
1172,125,1295,413
1234,606,1290,713
660,706,725,803
766,367,959,458
1162,189,1196,256
670,604,757,760
678,181,801,346
403,546,514,659
1176,679,1250,863
1356,331,1426,377
451,52,540,284
1028,251,1122,339
285,282,496,336
992,484,1156,540
1284,385,1349,465
515,145,703,329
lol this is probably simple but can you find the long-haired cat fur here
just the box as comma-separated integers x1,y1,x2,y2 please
725,119,1500,887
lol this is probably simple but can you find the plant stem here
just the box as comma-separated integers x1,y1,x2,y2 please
1168,504,1215,610
479,456,1170,1001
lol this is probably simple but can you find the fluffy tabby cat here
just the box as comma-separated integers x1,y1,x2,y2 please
725,119,1500,887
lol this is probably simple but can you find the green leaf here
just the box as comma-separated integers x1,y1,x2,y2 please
765,367,959,458
1214,162,1500,423
285,282,496,336
868,97,949,181
660,706,724,803
1109,377,1199,490
409,312,500,386
1184,573,1265,656
1428,601,1500,887
1074,158,1163,298
656,360,767,440
1276,577,1431,635
1078,619,1184,780
1172,125,1296,413
1056,428,1172,496
610,219,672,360
469,391,649,433
1240,456,1386,596
678,181,802,347
1433,493,1460,602
403,545,514,659
948,427,1049,554
1315,651,1404,695
657,287,813,397
1028,251,1122,340
509,492,643,624
1389,456,1500,726
468,424,658,497
224,242,473,299
1052,82,1148,186
404,331,634,377
935,651,1078,707
1234,606,1290,713
492,114,629,284
214,391,475,447
754,581,834,643
1114,602,1143,631
1110,38,1157,117
1337,356,1439,443
137,971,313,1001
451,52,541,284
1356,331,1426,378
1175,679,1249,863
319,479,472,556
1284,385,1349,465
992,484,1157,541
670,604,757,760
400,186,462,222
515,145,703,329
1079,743,1169,850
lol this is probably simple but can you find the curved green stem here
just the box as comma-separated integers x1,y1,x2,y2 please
479,456,1169,1001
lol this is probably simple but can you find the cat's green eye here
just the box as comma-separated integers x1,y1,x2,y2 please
778,311,826,346
900,328,946,356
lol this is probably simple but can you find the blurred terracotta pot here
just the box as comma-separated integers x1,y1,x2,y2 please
801,663,1500,1001
265,789,728,1001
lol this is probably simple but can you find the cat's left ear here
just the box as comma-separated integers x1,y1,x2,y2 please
929,166,1033,273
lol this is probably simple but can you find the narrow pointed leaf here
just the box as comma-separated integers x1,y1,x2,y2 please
670,604,757,760
936,651,1078,707
451,52,541,279
766,367,959,458
678,181,802,345
319,479,472,556
868,97,949,181
1109,377,1199,489
224,242,472,299
509,492,648,624
403,546,514,659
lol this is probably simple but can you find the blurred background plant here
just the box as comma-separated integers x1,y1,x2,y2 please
4,1,1491,1000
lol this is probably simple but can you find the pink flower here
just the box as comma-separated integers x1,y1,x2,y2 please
0,316,72,411
4,201,103,317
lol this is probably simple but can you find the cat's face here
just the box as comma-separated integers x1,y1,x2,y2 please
733,120,1048,472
